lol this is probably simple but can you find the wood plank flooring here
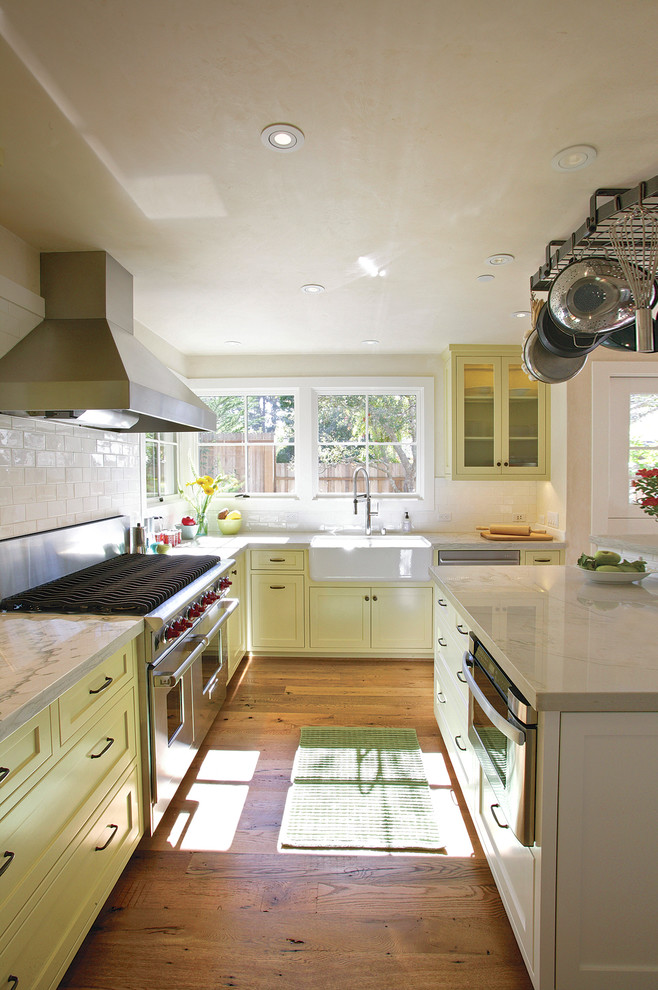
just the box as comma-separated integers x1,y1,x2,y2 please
58,657,533,990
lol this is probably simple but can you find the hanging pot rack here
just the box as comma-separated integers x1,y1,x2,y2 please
530,172,658,293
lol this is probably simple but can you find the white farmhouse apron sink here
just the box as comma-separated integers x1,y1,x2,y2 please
309,534,432,582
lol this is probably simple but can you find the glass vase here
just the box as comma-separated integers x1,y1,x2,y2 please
197,513,208,537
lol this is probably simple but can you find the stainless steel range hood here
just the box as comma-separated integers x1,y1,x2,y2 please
0,251,216,433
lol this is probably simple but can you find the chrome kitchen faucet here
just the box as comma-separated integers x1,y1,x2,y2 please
352,466,377,535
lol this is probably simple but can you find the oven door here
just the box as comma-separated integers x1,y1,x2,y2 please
193,597,238,744
462,644,537,846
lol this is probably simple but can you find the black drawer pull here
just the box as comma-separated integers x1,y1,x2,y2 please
490,804,510,830
0,767,10,783
95,824,119,851
436,691,446,704
89,676,113,695
437,637,447,647
269,585,286,590
456,624,468,636
7,976,19,988
455,735,467,752
456,670,467,683
534,558,551,563
269,557,286,562
437,598,447,607
0,851,15,877
90,737,115,760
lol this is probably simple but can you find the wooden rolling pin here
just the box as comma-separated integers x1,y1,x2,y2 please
477,524,532,537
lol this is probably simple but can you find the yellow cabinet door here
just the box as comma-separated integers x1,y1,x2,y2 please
250,573,305,650
309,586,370,650
448,346,549,480
226,557,247,681
370,586,433,652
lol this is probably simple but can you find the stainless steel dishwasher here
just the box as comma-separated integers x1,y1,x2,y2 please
436,549,520,565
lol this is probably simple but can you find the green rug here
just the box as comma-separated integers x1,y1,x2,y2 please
279,726,444,852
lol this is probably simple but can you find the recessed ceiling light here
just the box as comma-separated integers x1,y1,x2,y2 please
477,274,495,283
512,311,531,319
361,339,380,346
261,123,305,152
486,254,515,266
301,283,325,294
551,145,597,172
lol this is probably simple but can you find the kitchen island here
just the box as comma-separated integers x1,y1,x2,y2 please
429,563,658,990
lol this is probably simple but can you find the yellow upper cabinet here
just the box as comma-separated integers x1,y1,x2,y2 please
444,345,550,480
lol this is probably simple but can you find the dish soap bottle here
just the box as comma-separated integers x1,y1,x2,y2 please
402,511,411,532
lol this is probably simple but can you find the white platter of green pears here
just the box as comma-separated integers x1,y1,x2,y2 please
577,550,652,583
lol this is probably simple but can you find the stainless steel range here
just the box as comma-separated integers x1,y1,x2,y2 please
0,515,238,833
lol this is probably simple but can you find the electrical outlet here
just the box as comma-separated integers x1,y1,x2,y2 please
437,512,452,521
537,514,545,526
547,511,559,528
513,513,526,522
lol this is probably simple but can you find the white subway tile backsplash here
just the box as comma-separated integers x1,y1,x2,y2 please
23,432,46,450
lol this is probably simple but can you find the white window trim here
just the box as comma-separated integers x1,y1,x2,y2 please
591,361,658,534
189,377,434,505
144,431,184,506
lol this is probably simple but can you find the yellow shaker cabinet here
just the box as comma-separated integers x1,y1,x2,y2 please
444,345,550,480
309,584,433,654
0,637,143,990
250,572,305,651
225,554,247,682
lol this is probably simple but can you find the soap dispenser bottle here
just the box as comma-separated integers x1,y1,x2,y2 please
402,511,411,532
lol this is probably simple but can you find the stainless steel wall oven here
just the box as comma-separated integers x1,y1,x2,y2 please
462,632,537,846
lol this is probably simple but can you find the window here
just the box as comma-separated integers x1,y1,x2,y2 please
197,394,296,494
316,391,418,494
146,432,179,498
591,364,658,532
191,378,433,504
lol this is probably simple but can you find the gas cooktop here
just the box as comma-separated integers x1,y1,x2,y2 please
0,553,223,615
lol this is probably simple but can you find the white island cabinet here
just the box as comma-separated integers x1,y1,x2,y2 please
430,564,658,990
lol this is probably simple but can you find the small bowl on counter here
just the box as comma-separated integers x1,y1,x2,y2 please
577,566,653,584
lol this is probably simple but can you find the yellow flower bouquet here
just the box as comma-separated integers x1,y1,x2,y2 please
179,471,237,536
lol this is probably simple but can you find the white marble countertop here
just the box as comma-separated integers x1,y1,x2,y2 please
429,564,658,713
0,614,143,743
174,529,567,554
590,533,658,557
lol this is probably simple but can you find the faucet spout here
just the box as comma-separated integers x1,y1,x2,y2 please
352,466,376,535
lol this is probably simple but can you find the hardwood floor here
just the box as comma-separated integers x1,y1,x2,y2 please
59,657,533,990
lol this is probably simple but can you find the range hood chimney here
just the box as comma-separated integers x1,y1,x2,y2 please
0,251,216,433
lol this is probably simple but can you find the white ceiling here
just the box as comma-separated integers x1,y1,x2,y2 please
1,0,657,357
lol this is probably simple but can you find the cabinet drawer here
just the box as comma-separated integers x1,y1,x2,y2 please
0,763,141,990
477,774,535,965
57,640,136,745
521,549,563,565
435,595,470,652
250,549,305,571
250,574,305,650
433,660,475,805
0,688,137,937
0,709,52,813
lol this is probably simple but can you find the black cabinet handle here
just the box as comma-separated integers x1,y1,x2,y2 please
95,824,119,851
7,976,19,988
436,692,446,704
534,558,551,563
437,637,447,647
365,596,370,602
0,767,10,783
455,735,467,752
437,599,447,607
456,624,468,636
0,851,15,877
372,595,378,602
456,670,467,683
89,676,113,695
90,737,115,760
269,586,286,590
490,804,510,830
269,557,286,562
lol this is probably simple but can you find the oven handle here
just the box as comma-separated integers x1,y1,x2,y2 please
461,653,526,747
152,635,210,688
203,596,239,640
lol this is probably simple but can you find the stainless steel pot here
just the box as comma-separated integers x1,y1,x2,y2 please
535,302,609,358
548,258,651,336
523,326,588,384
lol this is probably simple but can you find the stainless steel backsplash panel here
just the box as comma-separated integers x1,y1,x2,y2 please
0,515,129,600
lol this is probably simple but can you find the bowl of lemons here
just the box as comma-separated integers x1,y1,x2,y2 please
217,508,242,535
577,550,652,583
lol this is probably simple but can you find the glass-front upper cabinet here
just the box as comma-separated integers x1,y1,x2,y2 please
445,346,549,479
